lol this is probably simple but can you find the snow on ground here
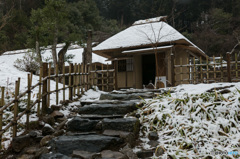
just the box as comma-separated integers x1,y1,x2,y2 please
0,45,108,150
136,82,240,159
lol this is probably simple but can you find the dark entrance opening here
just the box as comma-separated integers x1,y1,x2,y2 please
142,54,156,85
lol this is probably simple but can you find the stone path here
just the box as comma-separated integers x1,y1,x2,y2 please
8,89,162,159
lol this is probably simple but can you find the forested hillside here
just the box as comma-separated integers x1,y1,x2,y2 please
1,0,240,56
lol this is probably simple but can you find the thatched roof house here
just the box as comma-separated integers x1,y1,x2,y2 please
93,16,207,89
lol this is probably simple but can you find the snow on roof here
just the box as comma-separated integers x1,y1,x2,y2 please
93,19,205,56
132,16,167,25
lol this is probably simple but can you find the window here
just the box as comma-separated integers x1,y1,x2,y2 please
118,59,133,72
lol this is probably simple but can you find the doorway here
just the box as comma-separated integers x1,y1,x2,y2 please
142,54,156,85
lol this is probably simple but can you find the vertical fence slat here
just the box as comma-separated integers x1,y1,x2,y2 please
227,53,232,82
63,63,66,101
107,64,109,91
73,64,77,97
81,64,84,95
235,52,238,79
114,61,118,90
220,54,223,82
193,58,196,84
171,54,175,86
206,57,209,83
85,65,87,91
0,87,4,148
69,64,73,101
13,78,20,138
26,74,31,130
77,64,80,96
180,58,183,84
101,64,104,91
200,56,203,83
56,64,59,105
38,66,43,117
42,63,48,115
213,56,216,82
47,64,51,108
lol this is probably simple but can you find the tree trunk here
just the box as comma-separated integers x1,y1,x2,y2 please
36,39,42,66
82,30,92,65
51,28,58,73
58,42,70,73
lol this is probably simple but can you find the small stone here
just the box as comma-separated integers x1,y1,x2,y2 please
53,130,65,137
56,117,67,123
72,150,101,159
148,132,159,140
136,150,154,158
42,116,55,126
35,147,49,158
101,150,127,159
147,140,159,147
51,105,61,111
12,135,32,152
24,146,38,154
40,135,54,147
42,124,55,136
29,131,38,138
17,154,34,159
51,111,64,119
155,147,165,157
120,144,138,159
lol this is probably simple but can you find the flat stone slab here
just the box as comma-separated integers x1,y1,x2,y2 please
99,93,154,100
78,102,137,115
102,118,140,135
40,153,74,159
79,114,124,119
49,135,123,155
67,117,99,132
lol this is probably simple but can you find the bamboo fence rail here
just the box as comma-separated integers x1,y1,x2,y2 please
0,62,115,149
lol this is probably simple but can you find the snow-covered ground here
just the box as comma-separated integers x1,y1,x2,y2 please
0,45,107,149
136,82,240,158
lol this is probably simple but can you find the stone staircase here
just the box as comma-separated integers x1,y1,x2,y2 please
7,90,158,159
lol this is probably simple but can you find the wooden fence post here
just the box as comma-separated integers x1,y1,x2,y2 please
63,63,66,101
107,64,109,91
69,64,73,101
47,64,51,108
26,74,32,130
227,52,232,82
42,63,48,115
206,57,209,83
114,61,118,90
13,78,20,138
220,55,223,82
171,54,175,86
56,64,59,105
38,66,43,117
0,87,4,148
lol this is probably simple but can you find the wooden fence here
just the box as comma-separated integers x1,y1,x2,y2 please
173,53,240,85
0,62,115,149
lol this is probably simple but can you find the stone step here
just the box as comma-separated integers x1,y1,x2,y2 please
79,114,124,119
49,134,124,156
78,102,137,115
102,118,140,135
67,117,100,132
99,92,154,100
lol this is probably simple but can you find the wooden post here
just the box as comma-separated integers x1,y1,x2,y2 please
180,58,183,84
69,64,73,101
85,64,88,91
73,64,77,96
101,64,104,91
114,61,118,90
56,64,59,105
42,63,48,115
94,63,97,88
200,56,203,83
26,74,32,130
220,54,223,82
77,64,80,96
213,56,216,82
87,64,91,90
235,53,238,79
193,58,196,84
38,66,43,117
206,57,209,83
171,54,175,86
63,63,66,101
47,63,51,108
13,78,20,138
227,52,232,82
107,64,109,91
81,64,84,95
0,87,5,148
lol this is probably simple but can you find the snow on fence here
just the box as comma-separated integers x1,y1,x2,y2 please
0,62,115,149
173,53,240,85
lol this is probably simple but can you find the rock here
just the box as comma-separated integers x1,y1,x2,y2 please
42,116,55,126
29,131,38,138
40,153,72,159
51,105,62,111
102,118,140,135
136,150,154,158
24,146,38,154
46,107,53,114
79,102,137,115
12,135,33,152
17,154,34,159
40,135,54,147
147,140,159,147
120,144,138,159
148,132,159,140
72,150,101,159
35,147,49,158
155,147,165,157
99,93,153,100
51,111,64,119
49,135,123,155
42,124,55,136
53,129,65,137
67,117,99,132
56,117,67,123
103,130,136,147
101,150,127,159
